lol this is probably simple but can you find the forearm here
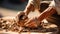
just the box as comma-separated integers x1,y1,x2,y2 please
24,0,40,15
24,3,34,15
37,6,56,21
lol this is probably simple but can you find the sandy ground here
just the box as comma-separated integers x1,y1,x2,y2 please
0,8,18,16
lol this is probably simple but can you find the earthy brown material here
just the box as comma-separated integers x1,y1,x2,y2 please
24,7,56,28
0,0,59,34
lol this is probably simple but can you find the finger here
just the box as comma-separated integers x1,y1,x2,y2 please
24,17,34,25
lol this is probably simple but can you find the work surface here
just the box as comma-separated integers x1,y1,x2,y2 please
0,8,59,34
0,32,57,34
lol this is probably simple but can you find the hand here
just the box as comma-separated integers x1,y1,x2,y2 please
16,11,28,27
16,11,28,20
24,17,40,28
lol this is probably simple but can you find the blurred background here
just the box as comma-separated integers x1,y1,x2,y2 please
0,0,51,17
0,0,28,17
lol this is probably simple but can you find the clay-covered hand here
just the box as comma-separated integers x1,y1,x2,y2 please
16,11,28,20
24,17,41,28
16,11,28,27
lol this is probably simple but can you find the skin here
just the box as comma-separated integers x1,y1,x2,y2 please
17,0,57,28
37,6,56,21
16,0,41,27
24,0,40,15
25,6,57,28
